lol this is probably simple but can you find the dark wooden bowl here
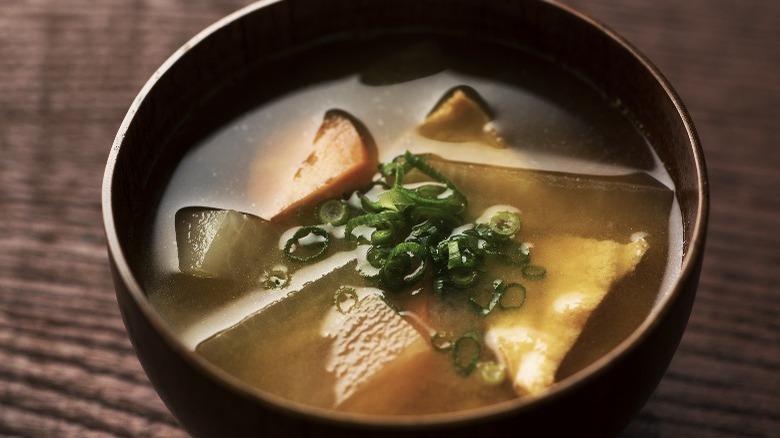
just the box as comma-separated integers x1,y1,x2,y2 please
102,0,708,436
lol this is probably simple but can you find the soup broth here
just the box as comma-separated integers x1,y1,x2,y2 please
139,35,681,416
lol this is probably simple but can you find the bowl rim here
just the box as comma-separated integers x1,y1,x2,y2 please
102,0,709,428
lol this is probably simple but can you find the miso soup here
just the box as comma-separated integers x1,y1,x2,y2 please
137,36,682,416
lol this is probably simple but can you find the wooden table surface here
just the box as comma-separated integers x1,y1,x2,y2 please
1,1,778,437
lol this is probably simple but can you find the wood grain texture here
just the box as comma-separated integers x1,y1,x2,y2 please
1,1,778,437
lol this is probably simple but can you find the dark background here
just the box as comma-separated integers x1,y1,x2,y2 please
1,1,778,436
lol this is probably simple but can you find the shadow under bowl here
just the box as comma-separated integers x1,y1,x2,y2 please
102,0,708,436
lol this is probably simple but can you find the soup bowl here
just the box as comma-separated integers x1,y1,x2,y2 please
102,0,708,436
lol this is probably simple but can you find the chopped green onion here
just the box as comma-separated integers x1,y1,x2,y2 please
407,206,461,229
395,185,464,213
522,264,547,280
316,199,350,226
470,280,526,315
408,219,445,245
283,226,330,262
470,281,503,315
447,240,462,269
478,361,506,385
415,183,448,198
450,268,478,288
385,152,466,213
452,331,481,376
261,269,290,289
403,151,457,191
465,223,502,241
334,286,358,314
366,245,390,268
358,193,385,213
488,211,521,236
376,189,414,212
371,227,395,246
499,282,527,309
380,157,413,180
345,211,403,240
381,241,426,290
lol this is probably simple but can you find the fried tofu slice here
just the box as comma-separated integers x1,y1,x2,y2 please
485,235,649,396
319,288,428,407
271,109,379,222
417,86,507,148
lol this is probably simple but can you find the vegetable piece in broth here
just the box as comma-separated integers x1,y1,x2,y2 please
269,109,379,222
417,85,506,148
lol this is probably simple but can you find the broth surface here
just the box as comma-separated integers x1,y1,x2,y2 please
139,35,682,415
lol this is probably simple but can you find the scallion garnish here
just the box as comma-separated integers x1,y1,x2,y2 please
370,227,395,246
366,246,390,269
334,153,543,297
453,331,481,376
414,183,448,198
498,282,527,309
522,264,547,280
470,283,502,316
450,268,478,288
470,280,527,315
261,268,290,289
316,199,351,226
283,226,330,262
487,211,521,236
381,241,426,290
344,211,403,240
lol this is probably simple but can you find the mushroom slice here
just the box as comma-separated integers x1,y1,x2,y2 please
417,85,506,148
